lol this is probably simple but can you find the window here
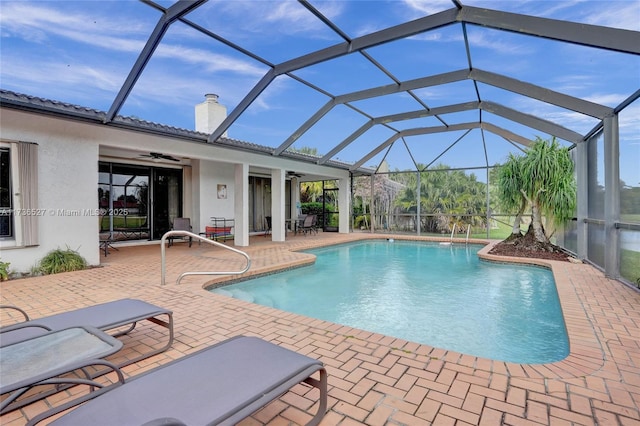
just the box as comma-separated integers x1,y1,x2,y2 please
0,142,39,246
0,148,12,238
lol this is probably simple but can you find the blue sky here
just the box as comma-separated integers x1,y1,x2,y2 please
1,0,638,183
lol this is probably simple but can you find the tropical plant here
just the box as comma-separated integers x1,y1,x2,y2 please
0,259,10,281
37,247,87,275
300,181,323,203
393,164,487,233
496,153,528,237
496,137,576,244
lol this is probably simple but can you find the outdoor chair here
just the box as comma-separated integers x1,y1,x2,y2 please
32,336,328,426
167,217,192,247
0,299,174,367
301,214,318,235
264,215,272,237
294,214,307,234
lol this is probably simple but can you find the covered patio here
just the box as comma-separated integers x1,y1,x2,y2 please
1,234,639,425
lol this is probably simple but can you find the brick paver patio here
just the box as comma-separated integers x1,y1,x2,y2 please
1,232,639,425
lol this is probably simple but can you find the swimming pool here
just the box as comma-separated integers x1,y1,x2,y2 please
210,240,569,364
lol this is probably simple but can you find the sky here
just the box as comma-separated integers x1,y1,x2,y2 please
0,0,639,184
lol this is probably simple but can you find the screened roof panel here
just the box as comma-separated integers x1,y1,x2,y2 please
348,92,427,118
421,131,491,170
467,25,639,108
476,84,602,138
185,0,344,63
362,25,470,81
232,75,329,148
120,21,270,128
483,132,527,165
0,0,637,176
431,110,480,127
0,1,159,111
378,139,420,172
404,130,488,170
326,125,398,166
480,112,570,147
287,104,368,155
310,0,452,38
292,53,396,95
386,116,451,132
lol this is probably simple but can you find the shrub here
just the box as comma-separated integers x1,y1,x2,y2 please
0,259,10,281
37,247,87,275
301,202,324,216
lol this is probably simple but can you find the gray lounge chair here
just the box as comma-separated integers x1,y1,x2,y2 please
33,336,328,426
0,298,174,367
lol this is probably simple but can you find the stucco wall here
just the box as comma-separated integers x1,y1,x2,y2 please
1,107,351,274
1,111,101,272
197,160,235,233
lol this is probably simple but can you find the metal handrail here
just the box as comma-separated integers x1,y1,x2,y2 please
160,230,251,285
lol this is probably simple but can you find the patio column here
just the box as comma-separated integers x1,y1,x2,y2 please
370,174,375,232
338,176,350,233
271,168,286,242
603,114,620,278
290,177,300,223
234,163,249,246
575,140,588,260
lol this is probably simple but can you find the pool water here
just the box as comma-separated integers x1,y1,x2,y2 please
210,240,569,364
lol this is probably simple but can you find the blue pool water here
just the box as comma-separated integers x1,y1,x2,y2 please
210,240,569,364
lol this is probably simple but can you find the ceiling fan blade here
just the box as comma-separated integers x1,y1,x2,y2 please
140,152,180,161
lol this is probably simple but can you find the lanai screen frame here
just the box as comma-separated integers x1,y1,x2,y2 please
77,0,640,284
2,0,638,283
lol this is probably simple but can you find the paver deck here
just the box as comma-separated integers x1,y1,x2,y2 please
1,232,639,425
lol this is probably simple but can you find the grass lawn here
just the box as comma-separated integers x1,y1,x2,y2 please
621,248,640,286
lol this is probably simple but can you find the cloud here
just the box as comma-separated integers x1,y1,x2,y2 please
579,2,640,31
402,0,455,17
155,44,266,76
0,2,149,48
196,0,343,39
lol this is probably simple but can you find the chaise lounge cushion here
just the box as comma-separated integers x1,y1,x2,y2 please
45,336,327,426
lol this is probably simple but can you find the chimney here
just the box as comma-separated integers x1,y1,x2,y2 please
195,93,228,137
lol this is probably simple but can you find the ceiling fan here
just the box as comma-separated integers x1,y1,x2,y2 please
287,171,304,178
139,152,180,162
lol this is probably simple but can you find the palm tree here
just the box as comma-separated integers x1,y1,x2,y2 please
393,164,487,233
496,137,576,244
496,153,527,238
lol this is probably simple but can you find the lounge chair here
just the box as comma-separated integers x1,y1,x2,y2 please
32,336,328,426
0,298,174,368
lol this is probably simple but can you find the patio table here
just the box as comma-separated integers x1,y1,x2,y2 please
0,326,124,415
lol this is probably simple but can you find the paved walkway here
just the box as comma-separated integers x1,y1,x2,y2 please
1,232,639,425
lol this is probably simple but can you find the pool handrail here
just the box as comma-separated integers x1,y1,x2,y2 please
160,230,251,285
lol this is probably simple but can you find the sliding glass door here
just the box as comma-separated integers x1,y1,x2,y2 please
99,162,182,241
152,168,182,239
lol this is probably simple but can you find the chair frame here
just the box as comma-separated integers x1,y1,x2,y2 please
32,336,328,426
167,217,192,247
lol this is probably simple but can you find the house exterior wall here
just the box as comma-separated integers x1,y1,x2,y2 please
197,160,235,233
1,110,101,272
1,107,350,274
